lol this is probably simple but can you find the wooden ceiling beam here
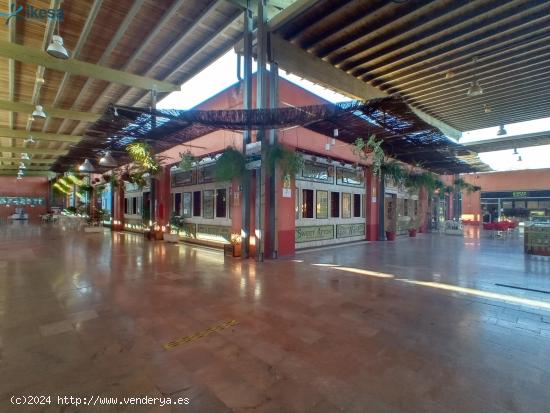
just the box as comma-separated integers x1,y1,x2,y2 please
0,146,67,156
416,74,550,113
7,0,16,130
268,34,463,138
42,0,104,133
407,59,550,106
0,128,81,143
116,0,225,107
0,99,100,123
55,0,147,135
0,170,55,177
0,157,56,164
396,38,550,98
0,40,180,93
267,0,322,32
0,165,50,171
26,0,61,134
131,10,243,107
347,0,527,75
85,0,187,124
369,11,550,88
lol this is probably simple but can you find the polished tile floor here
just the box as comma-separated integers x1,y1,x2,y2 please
1,223,550,412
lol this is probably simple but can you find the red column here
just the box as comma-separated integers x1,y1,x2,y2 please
365,170,379,241
418,186,429,233
113,185,124,231
276,172,296,257
155,167,171,226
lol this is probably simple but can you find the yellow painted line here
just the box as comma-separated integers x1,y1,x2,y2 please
164,320,239,350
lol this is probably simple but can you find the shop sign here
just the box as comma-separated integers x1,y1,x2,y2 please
336,223,365,238
301,162,331,182
0,196,44,206
172,170,195,187
295,225,334,243
196,224,231,243
512,191,528,198
245,160,261,170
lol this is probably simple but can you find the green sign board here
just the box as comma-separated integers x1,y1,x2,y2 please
196,224,231,243
336,223,365,238
296,225,334,243
0,196,44,206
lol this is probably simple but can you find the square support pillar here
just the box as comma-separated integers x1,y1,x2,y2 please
366,170,380,241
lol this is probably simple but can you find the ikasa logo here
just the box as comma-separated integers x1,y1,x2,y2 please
0,3,64,25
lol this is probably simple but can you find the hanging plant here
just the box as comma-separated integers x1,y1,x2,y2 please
129,171,147,189
95,184,106,194
79,183,94,194
126,142,161,174
178,150,196,172
266,143,304,178
381,161,405,185
214,146,246,182
352,135,384,176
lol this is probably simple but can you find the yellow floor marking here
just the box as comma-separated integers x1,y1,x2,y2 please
164,320,238,350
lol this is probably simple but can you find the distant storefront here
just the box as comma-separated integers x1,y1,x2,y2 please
481,190,550,222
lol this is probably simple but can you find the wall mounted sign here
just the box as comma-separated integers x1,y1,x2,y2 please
0,196,44,206
336,223,365,238
300,162,332,183
336,168,363,186
295,225,334,243
196,224,231,243
172,170,195,187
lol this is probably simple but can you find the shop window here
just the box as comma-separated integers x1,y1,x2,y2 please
132,197,137,215
302,189,314,218
193,191,201,216
203,190,214,219
404,199,409,216
316,190,328,219
183,192,192,218
353,194,361,217
216,189,227,218
124,198,128,214
174,193,182,215
342,193,351,218
331,192,340,218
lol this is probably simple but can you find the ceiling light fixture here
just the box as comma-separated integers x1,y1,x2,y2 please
466,80,483,97
25,136,36,144
79,158,95,172
19,162,26,169
99,151,117,167
518,155,522,162
46,17,70,60
512,148,518,155
32,105,47,118
483,104,491,113
466,57,483,97
497,124,507,136
21,153,31,160
325,143,331,151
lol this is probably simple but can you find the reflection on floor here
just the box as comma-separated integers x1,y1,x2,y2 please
1,223,549,412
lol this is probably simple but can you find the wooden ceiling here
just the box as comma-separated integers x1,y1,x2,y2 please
272,0,550,133
0,0,246,173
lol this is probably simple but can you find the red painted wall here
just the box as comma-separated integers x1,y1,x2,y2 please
0,176,50,221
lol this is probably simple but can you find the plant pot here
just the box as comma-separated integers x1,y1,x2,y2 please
408,229,417,237
224,244,241,258
163,233,179,243
385,231,396,241
154,230,164,241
